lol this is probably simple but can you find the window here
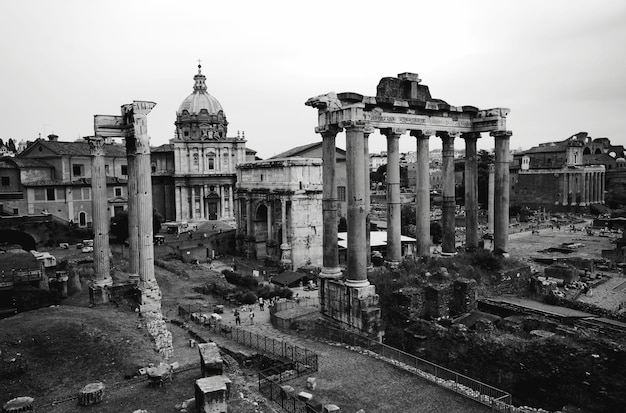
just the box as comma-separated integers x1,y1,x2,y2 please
208,157,215,170
1,176,9,186
72,164,84,176
73,187,91,201
46,188,56,201
121,165,128,175
337,186,346,202
34,188,46,201
114,187,122,197
151,163,156,173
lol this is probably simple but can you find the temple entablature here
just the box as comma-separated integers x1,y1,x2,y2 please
305,73,510,136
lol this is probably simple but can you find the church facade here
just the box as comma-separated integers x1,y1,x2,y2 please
152,65,255,222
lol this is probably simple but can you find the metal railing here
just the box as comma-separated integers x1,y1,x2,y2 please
258,368,309,413
178,304,318,369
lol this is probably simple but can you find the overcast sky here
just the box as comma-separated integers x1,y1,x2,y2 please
1,0,625,159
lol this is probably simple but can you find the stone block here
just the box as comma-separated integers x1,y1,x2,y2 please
89,286,109,305
297,391,313,402
195,377,227,413
281,385,295,397
306,377,317,390
170,361,180,370
198,342,223,377
323,405,341,413
78,382,105,406
2,396,34,413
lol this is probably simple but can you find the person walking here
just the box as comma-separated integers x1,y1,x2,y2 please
249,311,255,325
234,309,241,325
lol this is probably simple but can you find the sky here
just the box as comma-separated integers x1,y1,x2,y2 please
1,0,625,159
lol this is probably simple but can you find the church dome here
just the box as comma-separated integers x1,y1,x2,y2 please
177,65,223,115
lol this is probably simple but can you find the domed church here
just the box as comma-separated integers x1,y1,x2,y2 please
151,65,255,222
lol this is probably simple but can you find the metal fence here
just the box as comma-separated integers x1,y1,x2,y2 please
178,304,318,369
258,368,309,413
308,324,513,412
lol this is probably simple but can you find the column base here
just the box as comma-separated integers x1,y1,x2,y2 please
89,286,110,305
344,278,370,288
93,276,113,288
320,266,342,279
319,279,382,339
128,273,140,285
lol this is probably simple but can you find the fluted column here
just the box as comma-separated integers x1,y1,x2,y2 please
246,197,252,236
123,101,158,291
581,172,588,206
281,198,287,245
488,164,495,233
343,121,369,287
382,128,403,265
319,126,342,279
87,136,112,286
228,185,234,218
411,130,432,256
463,132,479,250
569,174,576,205
492,130,512,253
127,153,139,279
562,172,569,205
440,132,456,253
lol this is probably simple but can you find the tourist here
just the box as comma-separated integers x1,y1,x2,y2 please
249,311,255,324
234,309,241,325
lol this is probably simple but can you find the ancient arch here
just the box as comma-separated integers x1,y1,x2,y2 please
0,230,36,251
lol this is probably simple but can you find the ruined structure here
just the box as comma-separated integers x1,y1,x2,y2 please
306,73,511,337
92,101,172,357
235,158,323,269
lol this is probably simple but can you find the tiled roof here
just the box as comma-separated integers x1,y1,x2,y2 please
151,144,173,153
0,157,53,168
23,139,127,157
22,176,127,187
269,142,346,160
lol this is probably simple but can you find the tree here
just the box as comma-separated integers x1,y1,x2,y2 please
7,138,16,153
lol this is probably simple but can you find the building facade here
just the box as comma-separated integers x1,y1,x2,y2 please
235,158,323,270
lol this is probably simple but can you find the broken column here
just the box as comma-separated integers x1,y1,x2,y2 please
87,136,112,305
412,130,432,257
123,101,161,311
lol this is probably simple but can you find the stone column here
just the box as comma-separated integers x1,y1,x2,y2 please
411,130,432,257
228,185,234,218
320,127,342,279
569,174,576,205
364,127,373,268
127,154,139,280
440,132,456,253
280,197,291,268
600,172,606,204
382,128,403,265
87,136,112,290
562,172,569,205
488,164,495,234
266,200,273,240
463,132,479,250
175,187,182,221
492,131,512,253
594,172,599,203
585,173,591,205
343,121,369,287
581,172,588,206
246,197,252,235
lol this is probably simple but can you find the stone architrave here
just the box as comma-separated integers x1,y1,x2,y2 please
87,136,112,288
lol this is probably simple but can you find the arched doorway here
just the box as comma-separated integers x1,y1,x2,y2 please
78,211,87,227
206,192,220,220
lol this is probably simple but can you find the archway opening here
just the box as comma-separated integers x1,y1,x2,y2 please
0,230,37,251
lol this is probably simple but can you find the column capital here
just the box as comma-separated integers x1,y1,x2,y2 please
379,127,406,138
317,125,343,138
437,131,460,139
410,129,435,138
339,119,369,131
86,136,106,157
461,132,481,141
490,130,513,139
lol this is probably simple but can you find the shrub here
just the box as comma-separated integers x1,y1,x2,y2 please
240,291,258,305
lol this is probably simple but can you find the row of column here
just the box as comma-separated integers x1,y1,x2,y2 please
559,171,605,206
319,124,512,286
174,184,234,221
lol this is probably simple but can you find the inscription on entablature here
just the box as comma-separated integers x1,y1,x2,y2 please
369,113,472,130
